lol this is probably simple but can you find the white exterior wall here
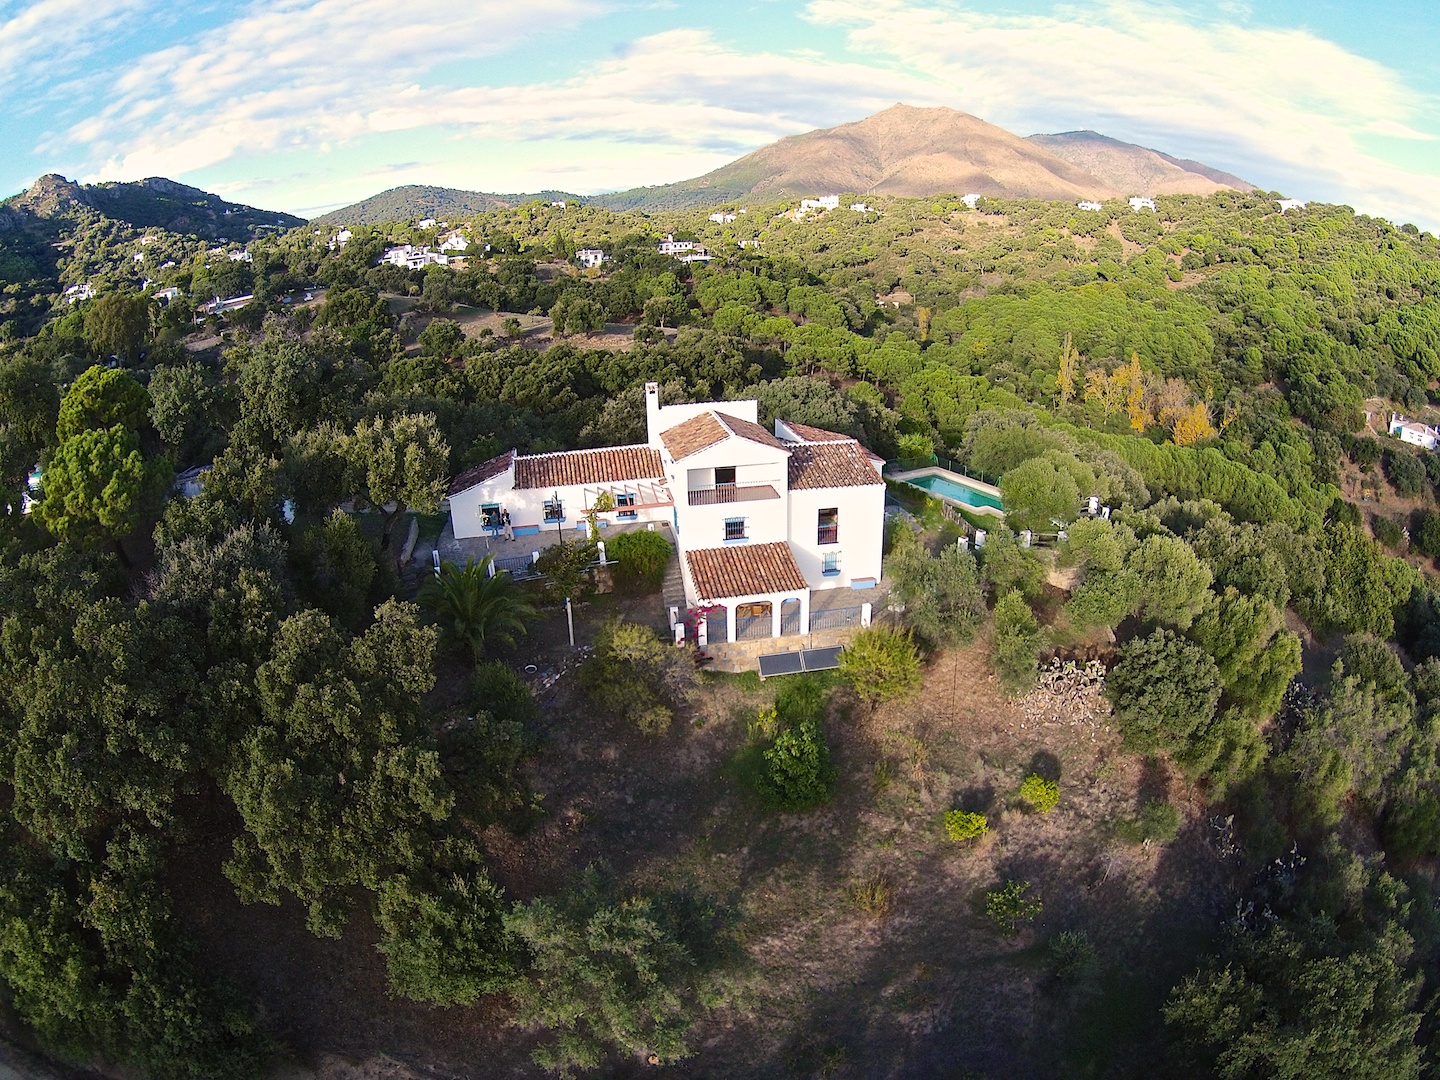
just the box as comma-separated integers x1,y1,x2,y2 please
450,471,670,540
670,441,789,550
787,484,884,590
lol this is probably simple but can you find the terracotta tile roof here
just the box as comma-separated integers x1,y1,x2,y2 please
515,445,665,489
779,419,853,443
788,442,886,490
447,449,514,495
687,542,808,600
660,410,790,460
714,411,789,451
660,412,729,460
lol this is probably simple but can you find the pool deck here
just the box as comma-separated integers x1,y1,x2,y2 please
887,465,1006,518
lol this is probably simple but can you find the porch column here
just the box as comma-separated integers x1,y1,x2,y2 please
799,591,811,635
771,594,783,638
725,602,736,643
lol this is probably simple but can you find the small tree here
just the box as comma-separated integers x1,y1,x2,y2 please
991,591,1043,694
1107,629,1223,756
346,412,450,557
35,425,167,549
581,620,696,734
839,625,922,707
985,880,1042,935
57,365,150,440
1018,774,1059,814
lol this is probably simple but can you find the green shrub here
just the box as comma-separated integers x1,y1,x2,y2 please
580,620,696,734
992,591,1044,693
1415,510,1440,559
1371,514,1405,549
1047,930,1099,984
1116,799,1182,844
984,880,1042,935
944,810,988,841
1018,774,1059,814
839,625,922,706
1384,449,1426,497
607,529,672,594
753,678,836,811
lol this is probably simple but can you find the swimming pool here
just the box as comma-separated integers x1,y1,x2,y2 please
902,471,1004,511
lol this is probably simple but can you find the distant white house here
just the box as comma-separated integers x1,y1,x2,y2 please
961,193,982,209
200,294,255,316
228,250,253,263
738,239,761,249
1390,412,1439,451
1277,199,1307,213
439,233,470,252
657,234,699,256
417,217,437,229
798,196,840,215
1077,200,1104,212
160,261,177,270
1128,197,1157,213
328,229,352,251
139,234,158,246
709,211,737,223
549,201,567,209
132,251,145,263
575,248,606,269
849,202,876,213
380,245,449,270
153,286,181,304
63,283,95,304
677,252,714,264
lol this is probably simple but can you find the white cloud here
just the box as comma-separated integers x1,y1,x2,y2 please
42,0,1440,229
806,0,1440,226
63,0,610,177
0,0,150,93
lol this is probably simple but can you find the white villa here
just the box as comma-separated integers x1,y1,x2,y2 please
850,202,876,213
439,233,470,252
657,234,699,256
1390,412,1440,451
417,218,437,229
576,249,606,269
962,193,982,209
799,196,840,214
1277,199,1307,213
1128,197,1157,213
1077,200,1104,212
381,245,449,270
446,384,885,643
709,212,738,223
63,283,95,303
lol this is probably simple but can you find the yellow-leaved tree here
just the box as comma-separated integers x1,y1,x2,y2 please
1171,402,1217,447
1057,331,1080,405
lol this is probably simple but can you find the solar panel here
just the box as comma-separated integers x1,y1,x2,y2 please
801,646,844,672
758,651,804,677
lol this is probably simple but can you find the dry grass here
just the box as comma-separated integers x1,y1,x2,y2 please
846,872,895,919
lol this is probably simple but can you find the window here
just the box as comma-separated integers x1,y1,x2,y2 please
615,491,637,519
481,503,500,528
714,466,736,488
724,517,747,542
822,551,841,577
817,507,839,545
543,497,565,522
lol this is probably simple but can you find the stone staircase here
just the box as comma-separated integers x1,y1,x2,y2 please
661,552,686,622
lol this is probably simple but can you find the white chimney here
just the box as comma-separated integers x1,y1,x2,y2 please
645,381,661,444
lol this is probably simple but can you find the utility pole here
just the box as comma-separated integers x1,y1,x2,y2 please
565,597,575,648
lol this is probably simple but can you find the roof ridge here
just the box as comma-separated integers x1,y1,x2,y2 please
517,443,651,460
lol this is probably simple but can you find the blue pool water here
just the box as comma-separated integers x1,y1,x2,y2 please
903,471,1004,511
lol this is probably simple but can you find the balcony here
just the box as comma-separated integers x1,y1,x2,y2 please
817,524,839,545
688,483,780,506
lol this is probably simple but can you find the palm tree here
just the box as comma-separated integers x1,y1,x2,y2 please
419,556,537,663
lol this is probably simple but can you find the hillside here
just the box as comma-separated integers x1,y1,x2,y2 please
7,173,304,239
1026,130,1253,196
590,104,1246,210
315,184,584,226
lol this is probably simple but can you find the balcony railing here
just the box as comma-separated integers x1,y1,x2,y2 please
817,524,839,545
688,483,780,506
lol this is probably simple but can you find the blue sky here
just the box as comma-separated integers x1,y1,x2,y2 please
2,0,1437,227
